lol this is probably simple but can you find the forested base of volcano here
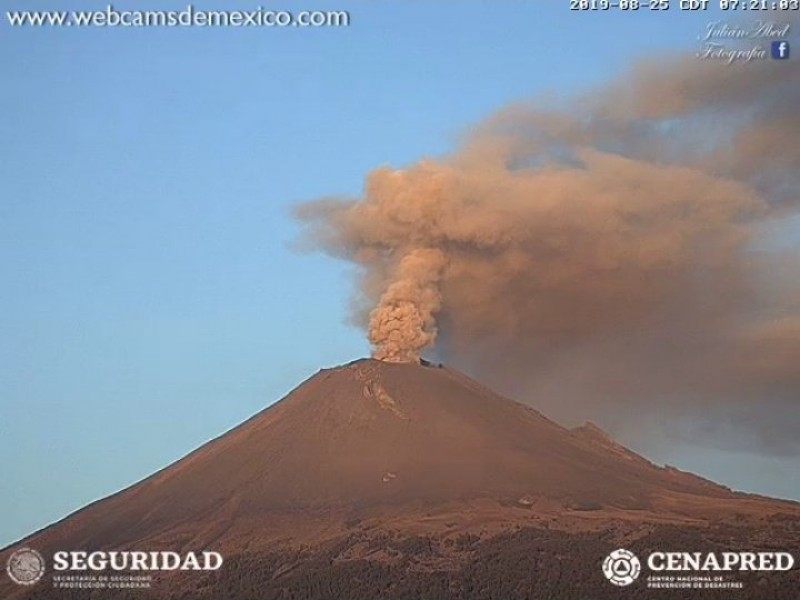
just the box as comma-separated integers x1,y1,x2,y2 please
18,517,800,600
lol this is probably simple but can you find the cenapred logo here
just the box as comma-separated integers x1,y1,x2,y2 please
601,548,795,589
6,547,46,585
602,548,641,586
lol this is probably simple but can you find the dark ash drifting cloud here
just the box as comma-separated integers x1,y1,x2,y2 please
295,56,800,455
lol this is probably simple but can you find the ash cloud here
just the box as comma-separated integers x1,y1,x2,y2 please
296,56,800,455
367,248,447,363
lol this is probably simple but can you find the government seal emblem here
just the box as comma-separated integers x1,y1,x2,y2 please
6,548,45,585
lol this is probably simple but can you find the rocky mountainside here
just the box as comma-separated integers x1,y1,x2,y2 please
3,359,799,599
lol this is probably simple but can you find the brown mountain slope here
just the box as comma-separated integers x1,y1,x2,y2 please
3,359,799,599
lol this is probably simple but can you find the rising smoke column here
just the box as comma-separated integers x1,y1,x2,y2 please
368,248,447,362
296,55,800,454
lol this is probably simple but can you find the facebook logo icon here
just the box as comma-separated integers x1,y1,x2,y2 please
771,41,790,60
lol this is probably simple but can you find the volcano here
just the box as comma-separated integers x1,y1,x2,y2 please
3,359,800,599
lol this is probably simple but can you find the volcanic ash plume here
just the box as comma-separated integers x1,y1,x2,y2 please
368,248,446,362
296,55,800,454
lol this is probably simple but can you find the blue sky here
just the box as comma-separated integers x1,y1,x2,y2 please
1,1,795,547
